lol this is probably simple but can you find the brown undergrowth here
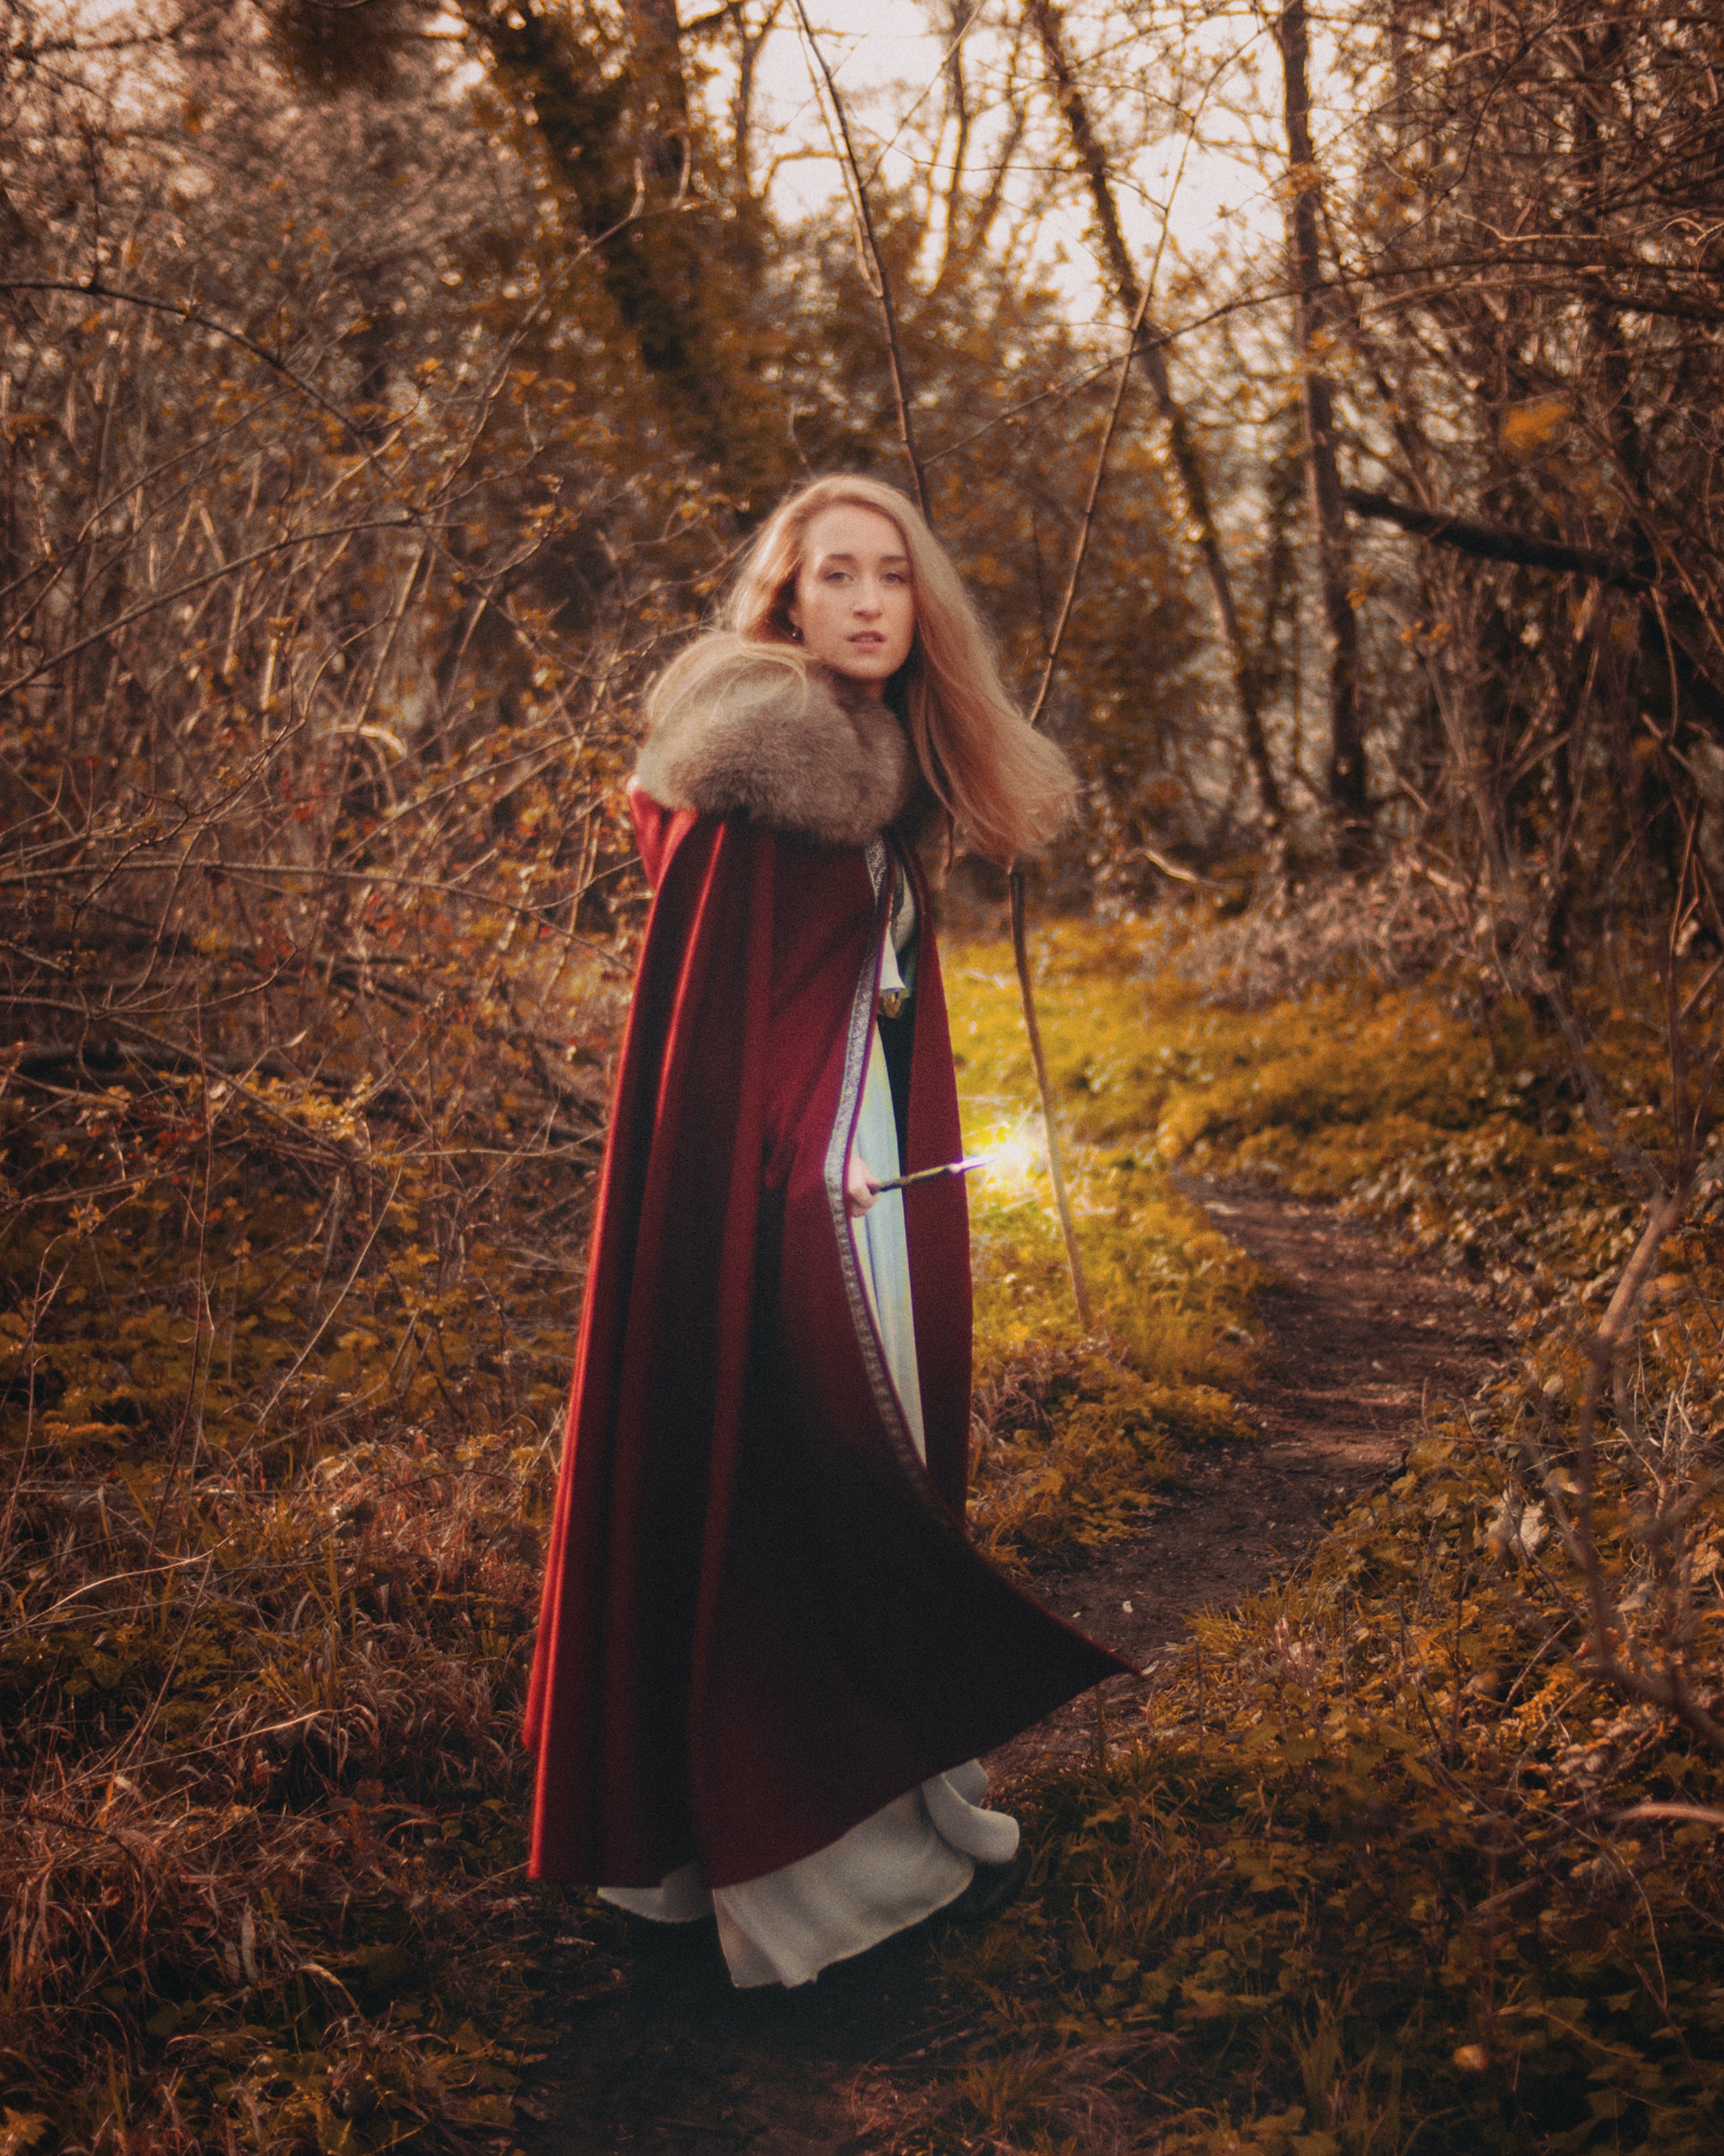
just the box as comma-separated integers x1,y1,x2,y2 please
951,932,1259,1579
0,1412,578,2150
967,1347,1250,1576
13,901,1724,2152
894,1398,1724,2153
894,911,1724,2154
1,965,626,2145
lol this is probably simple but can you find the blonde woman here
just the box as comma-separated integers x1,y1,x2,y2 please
525,477,1126,1989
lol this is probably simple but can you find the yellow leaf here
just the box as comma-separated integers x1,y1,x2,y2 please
1502,396,1569,454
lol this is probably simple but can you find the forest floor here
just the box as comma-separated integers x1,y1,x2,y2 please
514,1176,1508,2155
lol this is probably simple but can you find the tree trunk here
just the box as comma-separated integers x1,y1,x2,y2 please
1025,0,1283,831
466,0,723,465
626,0,692,191
1275,0,1370,863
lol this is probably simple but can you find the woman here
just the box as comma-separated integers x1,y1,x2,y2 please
524,475,1128,1989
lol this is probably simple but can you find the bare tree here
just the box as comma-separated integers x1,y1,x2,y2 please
1274,0,1370,861
1027,0,1284,833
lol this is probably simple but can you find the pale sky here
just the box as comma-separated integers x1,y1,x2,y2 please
727,1,1283,321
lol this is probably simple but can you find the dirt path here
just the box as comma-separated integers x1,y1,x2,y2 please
516,1181,1508,2155
982,1175,1507,1787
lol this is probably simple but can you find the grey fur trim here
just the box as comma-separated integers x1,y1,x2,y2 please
634,634,916,848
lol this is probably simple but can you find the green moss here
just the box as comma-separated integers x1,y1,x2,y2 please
923,1409,1724,2151
924,923,1724,2154
948,933,1259,1572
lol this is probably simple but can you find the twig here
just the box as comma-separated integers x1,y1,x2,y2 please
1004,236,1155,1310
1002,249,1158,1323
998,242,1156,1328
790,0,929,517
788,0,1090,1328
248,1170,406,1436
1010,872,1093,1330
1142,843,1235,891
1616,1803,1724,1829
0,517,418,700
1024,267,1156,735
1,276,402,458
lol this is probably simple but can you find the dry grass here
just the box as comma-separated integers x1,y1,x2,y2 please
0,1419,586,2149
968,1343,1247,1574
949,930,1259,1576
15,902,1724,2150
893,911,1724,2155
1156,860,1470,1010
0,1008,627,2144
849,2034,1174,2155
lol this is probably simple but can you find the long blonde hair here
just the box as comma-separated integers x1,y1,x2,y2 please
724,475,1076,867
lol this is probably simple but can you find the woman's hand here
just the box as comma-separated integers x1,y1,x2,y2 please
845,1147,881,1217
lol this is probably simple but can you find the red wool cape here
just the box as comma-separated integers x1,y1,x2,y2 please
524,786,1128,1890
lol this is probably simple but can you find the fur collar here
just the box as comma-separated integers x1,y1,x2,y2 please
633,634,917,849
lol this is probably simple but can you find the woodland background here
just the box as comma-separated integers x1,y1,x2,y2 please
3,0,1724,2149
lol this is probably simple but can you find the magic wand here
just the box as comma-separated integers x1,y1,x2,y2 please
868,1155,986,1195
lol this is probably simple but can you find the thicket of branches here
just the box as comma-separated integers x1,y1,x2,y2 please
4,0,1724,2146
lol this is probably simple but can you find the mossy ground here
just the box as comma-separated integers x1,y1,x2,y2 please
918,918,1724,2155
949,928,1258,1574
0,954,624,2150
7,910,1722,2153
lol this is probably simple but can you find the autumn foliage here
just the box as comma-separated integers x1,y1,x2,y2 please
6,0,1724,2147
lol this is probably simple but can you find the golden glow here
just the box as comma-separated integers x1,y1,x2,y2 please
969,1120,1045,1198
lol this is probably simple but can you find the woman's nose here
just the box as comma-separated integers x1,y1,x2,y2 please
853,583,883,615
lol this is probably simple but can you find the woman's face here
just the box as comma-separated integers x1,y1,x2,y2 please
787,504,915,689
